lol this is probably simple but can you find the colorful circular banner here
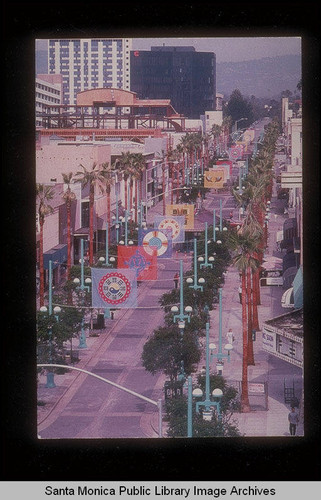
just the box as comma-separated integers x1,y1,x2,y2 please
142,230,169,256
158,217,181,240
98,271,132,305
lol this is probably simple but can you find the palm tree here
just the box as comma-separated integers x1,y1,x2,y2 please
131,153,146,222
221,116,233,153
211,124,221,158
228,229,260,412
114,151,134,211
101,162,115,242
74,162,106,266
61,172,76,283
36,183,54,307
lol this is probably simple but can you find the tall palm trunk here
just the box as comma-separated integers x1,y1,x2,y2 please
129,179,133,211
66,199,72,280
252,267,260,328
39,220,45,307
89,185,94,265
124,177,128,211
162,164,166,216
134,180,138,224
175,162,180,203
106,185,111,244
241,270,251,412
66,199,73,305
247,266,255,366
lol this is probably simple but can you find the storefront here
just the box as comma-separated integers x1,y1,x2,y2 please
262,308,303,368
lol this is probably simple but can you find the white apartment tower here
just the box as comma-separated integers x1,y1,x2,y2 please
48,38,132,105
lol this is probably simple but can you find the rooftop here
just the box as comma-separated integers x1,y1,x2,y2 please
264,308,303,339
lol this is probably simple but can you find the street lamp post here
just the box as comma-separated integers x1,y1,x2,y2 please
213,208,217,242
171,259,193,382
187,239,205,291
73,238,91,349
209,288,233,374
171,260,192,324
187,322,224,437
39,259,61,388
200,222,214,269
111,189,123,243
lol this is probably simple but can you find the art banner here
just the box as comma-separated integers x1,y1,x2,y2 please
154,215,185,243
215,159,233,176
165,204,194,230
213,163,230,181
228,144,244,160
204,169,225,189
138,228,172,258
117,245,157,280
91,268,137,309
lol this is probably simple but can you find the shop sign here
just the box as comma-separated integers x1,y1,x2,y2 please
262,329,276,353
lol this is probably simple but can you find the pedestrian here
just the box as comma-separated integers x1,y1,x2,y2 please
226,328,234,344
173,272,179,289
238,285,242,303
288,406,299,436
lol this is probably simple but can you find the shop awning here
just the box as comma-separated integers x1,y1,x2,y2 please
281,287,294,308
283,266,298,289
262,256,283,270
283,252,297,272
283,218,297,240
293,266,303,309
43,244,67,270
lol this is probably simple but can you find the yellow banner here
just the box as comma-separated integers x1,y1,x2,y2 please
204,169,225,189
166,204,194,229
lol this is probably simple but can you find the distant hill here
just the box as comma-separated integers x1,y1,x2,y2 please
35,49,301,101
217,55,301,99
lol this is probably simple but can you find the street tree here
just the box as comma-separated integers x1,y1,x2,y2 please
61,172,76,285
226,89,254,127
74,162,106,265
165,374,241,438
36,183,54,307
141,324,201,385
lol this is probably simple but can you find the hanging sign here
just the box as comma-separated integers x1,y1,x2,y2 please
204,169,225,189
117,245,157,280
91,268,137,308
165,204,194,230
154,215,185,243
138,228,173,258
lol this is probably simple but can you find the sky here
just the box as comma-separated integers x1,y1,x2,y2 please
36,37,301,63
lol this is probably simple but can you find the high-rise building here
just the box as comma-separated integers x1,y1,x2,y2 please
48,38,132,105
36,74,63,127
130,46,216,119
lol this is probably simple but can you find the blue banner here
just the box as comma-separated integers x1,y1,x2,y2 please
91,268,137,309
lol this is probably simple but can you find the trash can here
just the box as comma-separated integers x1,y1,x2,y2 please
97,313,105,329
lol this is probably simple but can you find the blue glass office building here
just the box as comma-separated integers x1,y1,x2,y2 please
130,46,216,119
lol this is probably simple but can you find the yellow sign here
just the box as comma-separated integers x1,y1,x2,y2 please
166,204,194,230
204,169,225,189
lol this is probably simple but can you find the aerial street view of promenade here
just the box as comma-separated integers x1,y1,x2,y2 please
36,37,303,440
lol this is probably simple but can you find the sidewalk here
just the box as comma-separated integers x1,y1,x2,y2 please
199,169,303,437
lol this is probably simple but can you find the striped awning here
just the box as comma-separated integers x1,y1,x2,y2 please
281,287,294,308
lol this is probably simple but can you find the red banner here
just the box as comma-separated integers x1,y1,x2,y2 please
117,245,157,281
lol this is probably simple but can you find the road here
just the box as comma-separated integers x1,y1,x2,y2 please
38,119,302,439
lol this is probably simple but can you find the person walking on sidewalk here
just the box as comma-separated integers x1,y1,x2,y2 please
173,272,179,289
288,406,299,436
226,328,234,344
